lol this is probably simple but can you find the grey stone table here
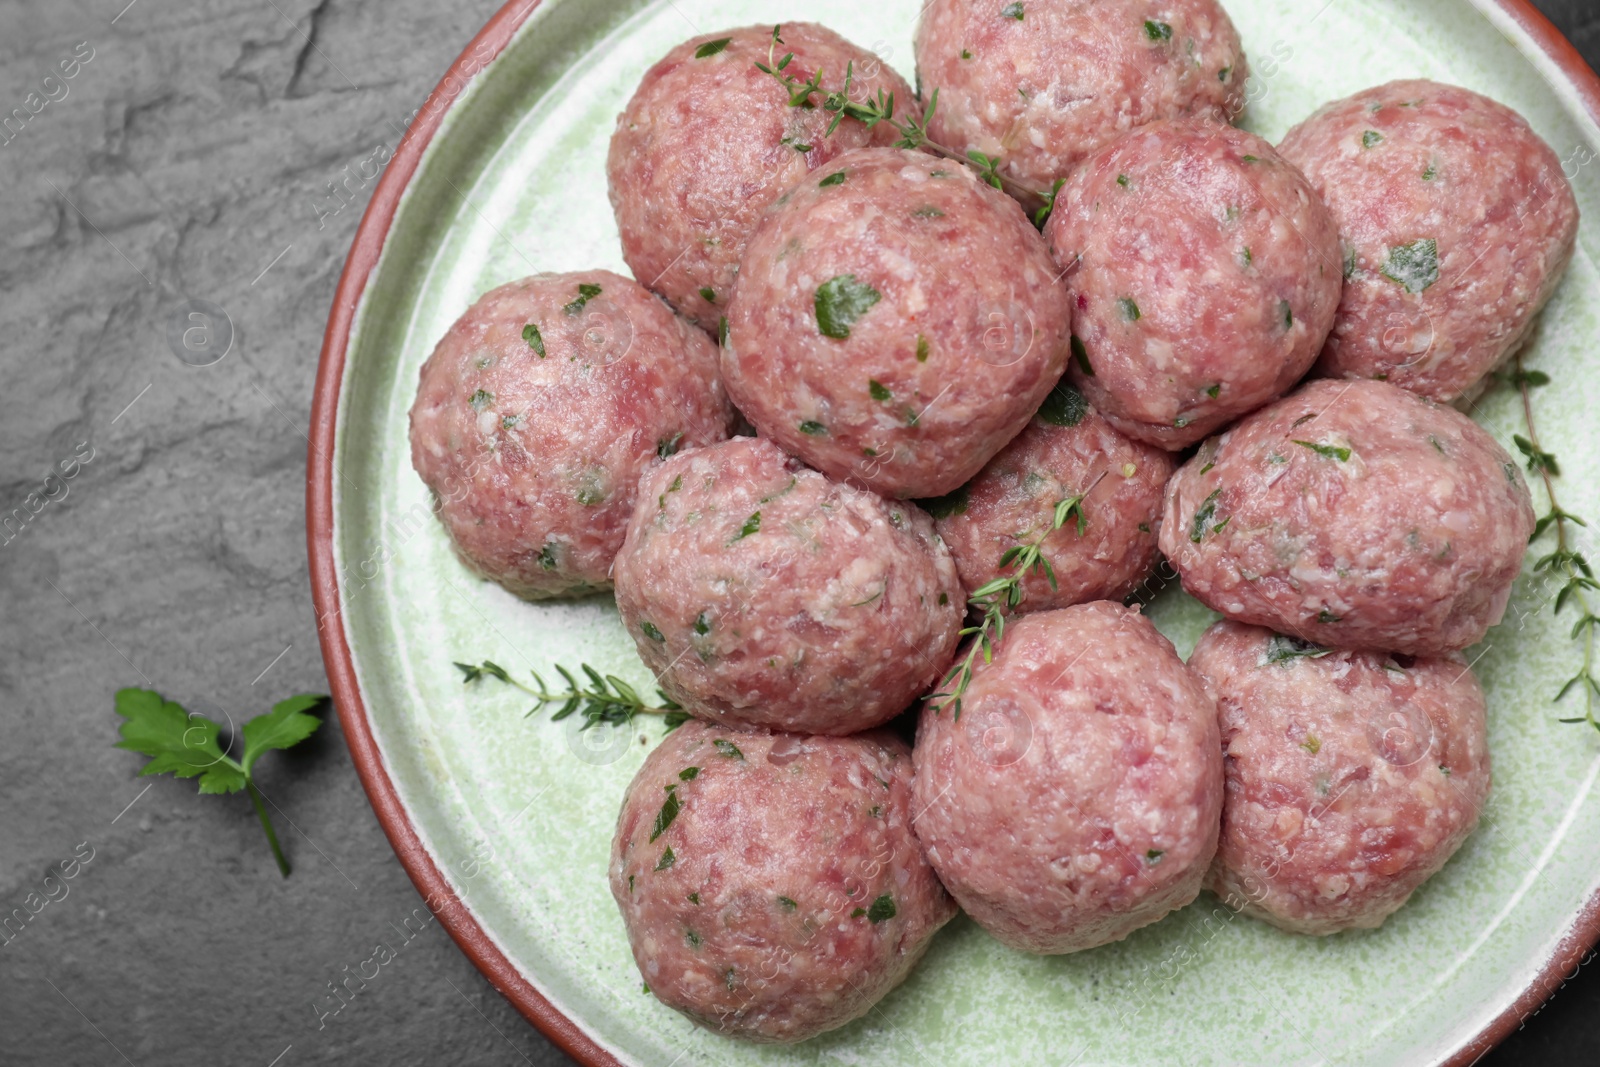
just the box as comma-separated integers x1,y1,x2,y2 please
1,2,1596,1064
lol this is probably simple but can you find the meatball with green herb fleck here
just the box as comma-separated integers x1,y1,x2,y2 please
608,24,914,331
1047,119,1342,449
929,381,1174,610
409,270,733,599
1190,619,1490,935
1278,79,1579,402
914,0,1248,196
1160,379,1535,654
610,721,955,1043
614,437,962,734
725,146,1071,498
914,602,1222,954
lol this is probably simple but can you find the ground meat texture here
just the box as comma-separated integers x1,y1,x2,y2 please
1278,79,1579,402
913,602,1222,954
607,24,913,331
1160,379,1535,655
614,437,963,734
408,271,732,599
610,722,956,1043
1188,620,1490,935
930,384,1174,609
914,0,1247,196
724,147,1071,499
1046,119,1342,449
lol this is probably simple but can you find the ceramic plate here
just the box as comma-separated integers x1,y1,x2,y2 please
308,1,1600,1063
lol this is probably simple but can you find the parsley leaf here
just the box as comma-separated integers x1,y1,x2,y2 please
114,688,325,877
1144,19,1172,40
731,511,761,541
1293,439,1352,462
1071,334,1094,376
819,171,847,187
522,323,545,356
1362,129,1384,148
1001,2,1024,19
563,282,602,316
799,420,826,435
694,37,733,58
650,790,681,842
1189,488,1222,543
1264,634,1332,665
713,738,744,760
1036,378,1089,427
1119,297,1141,321
1380,238,1439,294
866,894,897,923
815,274,881,339
869,379,892,402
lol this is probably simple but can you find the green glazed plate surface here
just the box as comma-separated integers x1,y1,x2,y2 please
328,1,1600,1062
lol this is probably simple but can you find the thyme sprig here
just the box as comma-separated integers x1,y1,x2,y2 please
456,660,689,730
928,472,1106,719
754,25,1052,220
1509,355,1599,731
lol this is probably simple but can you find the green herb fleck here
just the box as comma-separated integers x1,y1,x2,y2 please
732,511,761,541
1206,384,1221,399
693,613,710,636
655,846,676,871
699,286,716,303
1146,849,1164,862
650,790,681,842
961,48,973,59
1362,130,1384,148
563,282,602,315
799,420,826,435
1144,19,1172,40
916,334,930,362
1294,439,1352,462
1380,238,1439,294
1189,488,1222,543
1301,735,1322,755
1264,634,1332,665
522,323,545,356
1071,334,1094,375
815,274,881,339
866,895,897,923
1318,609,1342,624
1119,297,1141,321
718,316,729,345
920,485,970,519
679,766,700,781
777,896,798,911
1116,173,1129,188
1037,378,1089,427
912,205,946,218
657,432,684,459
869,379,892,401
536,543,558,571
819,170,847,187
640,621,665,642
684,928,700,946
694,37,733,58
713,738,744,760
1242,154,1259,163
501,414,521,430
688,892,700,904
1218,65,1232,81
1001,2,1024,19
1241,247,1253,266
1280,300,1293,330
1422,161,1437,181
469,389,493,412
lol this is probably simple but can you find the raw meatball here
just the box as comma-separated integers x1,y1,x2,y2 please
1188,620,1490,934
1278,79,1579,401
929,381,1174,609
608,24,914,330
1046,119,1342,449
914,0,1248,195
1160,379,1535,655
610,721,956,1043
614,437,963,734
913,602,1222,953
725,146,1071,498
409,270,732,599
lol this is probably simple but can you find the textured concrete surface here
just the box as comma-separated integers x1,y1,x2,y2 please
0,1,1596,1065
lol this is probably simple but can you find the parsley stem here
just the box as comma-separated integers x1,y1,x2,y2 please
246,780,291,878
1514,351,1599,732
